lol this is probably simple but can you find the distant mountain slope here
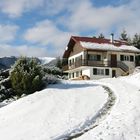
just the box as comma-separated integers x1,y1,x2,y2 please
38,57,56,65
0,57,56,69
0,57,17,69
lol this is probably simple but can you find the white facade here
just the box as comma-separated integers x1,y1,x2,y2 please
67,51,137,80
63,36,140,80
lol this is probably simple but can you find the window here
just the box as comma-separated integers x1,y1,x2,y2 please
76,71,79,77
72,59,74,64
105,69,109,75
120,54,135,62
80,70,82,76
69,73,71,78
124,56,129,61
88,54,101,61
93,68,110,76
130,55,134,62
75,56,82,61
120,55,124,61
93,68,97,75
93,68,104,75
69,60,71,65
97,69,104,75
72,73,74,78
97,55,101,61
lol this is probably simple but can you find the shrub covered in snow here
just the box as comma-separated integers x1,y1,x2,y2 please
10,57,44,97
0,78,15,101
42,74,59,85
0,57,65,101
43,66,62,76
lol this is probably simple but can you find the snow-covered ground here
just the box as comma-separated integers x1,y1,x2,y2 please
0,73,140,140
76,74,140,140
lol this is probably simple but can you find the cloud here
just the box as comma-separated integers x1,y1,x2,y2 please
0,24,19,43
0,0,140,57
0,0,44,18
22,0,140,57
62,1,125,31
42,0,82,15
117,0,140,36
0,0,83,18
59,0,140,36
0,44,49,57
23,20,74,56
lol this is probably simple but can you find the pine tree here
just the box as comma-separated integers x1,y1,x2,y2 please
10,57,44,97
98,33,105,39
120,30,128,41
56,57,62,69
132,33,140,49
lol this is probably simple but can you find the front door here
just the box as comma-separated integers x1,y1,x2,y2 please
112,70,116,77
111,54,117,67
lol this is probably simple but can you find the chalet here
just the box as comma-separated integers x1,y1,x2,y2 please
62,34,140,80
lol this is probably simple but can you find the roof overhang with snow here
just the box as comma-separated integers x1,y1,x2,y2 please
80,41,140,53
63,36,140,58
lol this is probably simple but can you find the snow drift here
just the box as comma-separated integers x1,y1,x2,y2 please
0,81,107,140
0,73,140,140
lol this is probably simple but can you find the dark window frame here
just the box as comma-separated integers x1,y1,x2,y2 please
72,73,74,78
93,68,97,75
120,55,124,61
130,55,134,62
88,54,101,61
105,69,109,75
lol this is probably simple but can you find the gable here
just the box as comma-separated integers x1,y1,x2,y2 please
69,42,84,57
63,37,84,58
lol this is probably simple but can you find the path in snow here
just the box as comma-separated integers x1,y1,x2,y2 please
52,85,116,140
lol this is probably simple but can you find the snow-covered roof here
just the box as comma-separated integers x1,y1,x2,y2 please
80,41,140,53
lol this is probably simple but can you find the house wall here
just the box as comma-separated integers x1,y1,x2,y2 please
82,69,90,78
69,43,83,57
118,52,135,73
89,67,112,79
68,69,83,79
68,66,132,80
68,67,112,80
67,49,137,80
86,51,107,60
112,68,123,77
87,67,126,80
69,52,84,61
69,51,136,72
107,51,136,73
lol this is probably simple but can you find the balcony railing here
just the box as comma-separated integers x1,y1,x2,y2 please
62,59,130,72
63,59,111,71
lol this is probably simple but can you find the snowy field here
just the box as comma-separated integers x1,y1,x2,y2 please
0,73,140,140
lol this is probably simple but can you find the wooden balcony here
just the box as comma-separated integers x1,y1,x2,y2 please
62,59,129,73
62,59,111,71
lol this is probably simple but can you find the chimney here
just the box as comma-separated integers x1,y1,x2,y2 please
110,33,114,43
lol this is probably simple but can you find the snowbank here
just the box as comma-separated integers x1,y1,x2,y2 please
0,81,107,140
76,73,140,140
0,73,140,140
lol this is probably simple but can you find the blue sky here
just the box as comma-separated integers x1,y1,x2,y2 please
0,0,139,57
